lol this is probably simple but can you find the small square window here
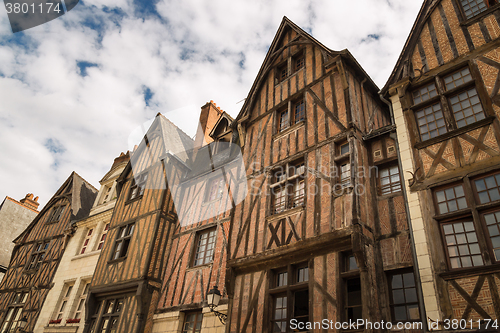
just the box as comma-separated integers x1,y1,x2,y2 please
340,143,349,155
460,0,495,19
182,312,203,333
434,185,468,214
412,82,438,104
277,63,288,83
442,221,483,269
379,165,402,195
293,52,305,72
474,172,500,204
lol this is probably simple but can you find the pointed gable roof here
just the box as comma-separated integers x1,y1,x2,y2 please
234,16,382,124
381,0,439,94
14,172,98,243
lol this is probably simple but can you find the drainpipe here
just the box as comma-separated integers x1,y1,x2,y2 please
379,91,428,332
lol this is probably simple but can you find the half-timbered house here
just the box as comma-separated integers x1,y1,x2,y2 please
224,18,423,332
382,0,500,329
0,172,97,333
153,102,240,333
33,152,129,333
84,114,194,333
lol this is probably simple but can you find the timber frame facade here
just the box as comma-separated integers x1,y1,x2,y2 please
0,172,97,333
223,18,422,332
383,0,500,330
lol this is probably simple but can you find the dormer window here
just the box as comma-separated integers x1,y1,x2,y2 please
100,185,113,204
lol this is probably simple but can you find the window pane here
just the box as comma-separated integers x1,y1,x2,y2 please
461,0,489,19
450,87,485,128
442,221,483,268
483,211,500,262
412,83,437,104
475,174,500,204
415,103,446,140
435,185,467,214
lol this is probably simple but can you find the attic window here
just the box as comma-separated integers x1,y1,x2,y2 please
293,52,305,71
460,0,498,19
277,63,288,83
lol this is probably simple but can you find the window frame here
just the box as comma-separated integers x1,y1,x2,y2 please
191,227,217,267
110,223,135,261
274,48,305,85
73,280,90,321
79,228,94,255
410,64,490,144
0,292,27,333
204,176,225,203
388,270,421,322
47,204,67,224
96,223,110,251
26,241,50,271
432,183,469,216
55,283,74,321
269,159,306,215
127,173,148,201
181,311,203,333
88,297,124,333
268,263,309,332
276,97,306,133
456,0,499,21
378,164,402,196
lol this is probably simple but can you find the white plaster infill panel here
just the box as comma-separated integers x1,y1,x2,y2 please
391,95,441,323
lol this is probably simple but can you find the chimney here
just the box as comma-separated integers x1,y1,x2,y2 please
194,100,223,148
20,193,40,211
111,151,130,169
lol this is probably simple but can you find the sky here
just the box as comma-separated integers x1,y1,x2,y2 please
0,0,423,209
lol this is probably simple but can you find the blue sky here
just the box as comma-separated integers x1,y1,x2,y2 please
0,0,422,208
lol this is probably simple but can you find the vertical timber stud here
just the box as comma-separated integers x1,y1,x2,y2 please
336,57,352,127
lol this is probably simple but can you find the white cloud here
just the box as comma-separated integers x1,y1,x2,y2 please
0,0,422,209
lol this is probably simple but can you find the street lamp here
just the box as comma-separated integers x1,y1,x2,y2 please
206,286,227,325
18,316,28,332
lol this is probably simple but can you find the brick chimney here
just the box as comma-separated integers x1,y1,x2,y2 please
19,193,40,211
194,100,223,148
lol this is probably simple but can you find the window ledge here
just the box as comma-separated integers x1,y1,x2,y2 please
125,195,143,205
414,116,495,150
377,191,403,199
186,262,213,272
266,205,305,222
433,208,472,221
273,120,305,140
71,250,100,261
440,263,500,280
107,257,127,264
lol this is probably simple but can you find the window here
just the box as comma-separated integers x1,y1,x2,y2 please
97,224,110,251
442,221,483,268
270,159,305,214
340,143,349,156
412,66,486,141
460,0,498,19
55,284,73,320
182,312,203,333
100,185,113,204
80,229,93,254
0,293,27,333
389,271,420,322
346,254,358,271
340,163,351,188
88,298,124,333
48,205,66,223
205,177,224,202
434,172,500,269
269,264,309,332
192,228,216,266
277,99,306,132
275,50,305,84
26,241,50,270
345,278,362,322
74,281,90,320
111,224,134,260
434,184,468,214
379,165,402,195
277,63,288,83
483,210,500,261
474,173,500,204
128,173,147,200
293,52,305,72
